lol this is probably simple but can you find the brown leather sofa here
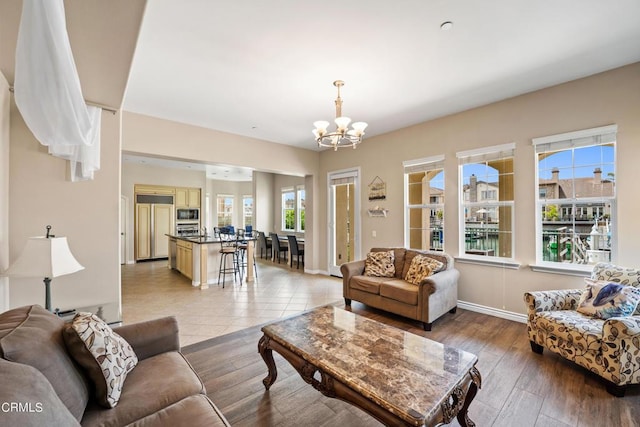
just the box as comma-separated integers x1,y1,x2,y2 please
341,248,459,331
0,305,229,427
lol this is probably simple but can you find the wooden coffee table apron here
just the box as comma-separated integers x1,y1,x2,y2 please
258,305,481,426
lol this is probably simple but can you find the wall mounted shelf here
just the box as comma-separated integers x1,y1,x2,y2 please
367,208,389,217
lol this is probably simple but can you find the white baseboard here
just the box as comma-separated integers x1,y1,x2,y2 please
457,300,527,324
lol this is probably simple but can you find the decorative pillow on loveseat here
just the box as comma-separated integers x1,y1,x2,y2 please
364,251,395,277
404,255,444,285
577,278,640,319
63,313,138,408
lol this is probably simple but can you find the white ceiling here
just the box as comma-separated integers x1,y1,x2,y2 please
123,0,640,153
122,153,254,181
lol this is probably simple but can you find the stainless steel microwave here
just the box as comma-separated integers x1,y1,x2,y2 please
177,208,199,221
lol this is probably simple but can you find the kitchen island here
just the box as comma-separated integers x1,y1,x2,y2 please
167,235,256,289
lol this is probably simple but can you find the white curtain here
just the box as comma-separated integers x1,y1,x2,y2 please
13,0,101,181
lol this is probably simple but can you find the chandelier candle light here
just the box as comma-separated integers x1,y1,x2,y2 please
313,80,368,151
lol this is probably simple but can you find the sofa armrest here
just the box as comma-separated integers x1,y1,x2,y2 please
601,316,640,385
524,289,583,317
419,268,459,295
113,316,180,360
341,260,366,299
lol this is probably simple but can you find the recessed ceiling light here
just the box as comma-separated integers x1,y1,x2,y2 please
440,21,453,30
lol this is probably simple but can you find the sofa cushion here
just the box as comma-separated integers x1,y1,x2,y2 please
127,394,229,427
0,305,89,421
591,263,640,287
404,254,443,285
63,312,139,408
576,278,640,319
363,250,395,278
379,280,419,305
0,358,81,427
350,275,387,295
402,251,448,279
371,247,406,278
533,310,604,354
81,351,205,427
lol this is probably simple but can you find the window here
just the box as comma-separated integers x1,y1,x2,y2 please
282,188,295,231
533,125,616,267
297,186,305,232
457,143,515,259
242,195,253,228
403,155,445,251
216,195,233,226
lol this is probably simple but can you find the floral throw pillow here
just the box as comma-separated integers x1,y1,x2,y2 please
364,251,395,277
577,278,640,319
404,255,444,285
63,313,138,408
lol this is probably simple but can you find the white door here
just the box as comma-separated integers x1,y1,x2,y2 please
153,204,174,258
328,169,360,276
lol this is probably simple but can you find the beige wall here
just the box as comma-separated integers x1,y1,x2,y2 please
0,74,9,312
122,112,319,177
254,171,275,234
121,161,207,264
318,63,640,317
8,99,122,311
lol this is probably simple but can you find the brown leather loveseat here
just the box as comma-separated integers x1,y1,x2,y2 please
341,248,459,331
0,305,229,427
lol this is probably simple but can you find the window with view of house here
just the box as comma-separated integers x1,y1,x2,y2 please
216,195,233,226
403,155,445,251
457,143,515,259
297,186,305,232
533,125,616,268
242,195,253,228
282,188,295,231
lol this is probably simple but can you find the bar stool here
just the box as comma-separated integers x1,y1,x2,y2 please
237,229,257,278
218,235,242,288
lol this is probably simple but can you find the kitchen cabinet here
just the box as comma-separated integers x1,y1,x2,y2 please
176,240,193,279
134,184,175,195
176,187,201,208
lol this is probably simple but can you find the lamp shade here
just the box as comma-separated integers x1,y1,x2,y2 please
4,237,84,278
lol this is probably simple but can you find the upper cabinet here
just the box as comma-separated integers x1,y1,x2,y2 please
176,187,201,208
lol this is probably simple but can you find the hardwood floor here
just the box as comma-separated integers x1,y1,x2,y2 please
182,305,639,426
122,260,639,426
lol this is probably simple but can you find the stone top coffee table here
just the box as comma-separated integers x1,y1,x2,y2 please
258,305,481,426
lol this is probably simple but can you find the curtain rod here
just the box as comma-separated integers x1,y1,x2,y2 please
7,86,118,115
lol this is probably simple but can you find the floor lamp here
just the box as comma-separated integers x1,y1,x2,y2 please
4,226,84,311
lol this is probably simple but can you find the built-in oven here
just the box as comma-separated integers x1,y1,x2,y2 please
177,208,199,221
176,223,200,236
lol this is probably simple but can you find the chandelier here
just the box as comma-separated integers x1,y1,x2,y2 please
312,80,368,150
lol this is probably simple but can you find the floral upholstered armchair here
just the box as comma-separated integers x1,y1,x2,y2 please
524,263,640,397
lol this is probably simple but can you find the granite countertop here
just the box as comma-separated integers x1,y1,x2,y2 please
166,234,255,244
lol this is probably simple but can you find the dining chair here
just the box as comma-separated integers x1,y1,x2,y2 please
287,235,304,269
258,231,272,259
270,232,288,264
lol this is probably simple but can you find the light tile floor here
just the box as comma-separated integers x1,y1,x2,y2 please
121,258,344,347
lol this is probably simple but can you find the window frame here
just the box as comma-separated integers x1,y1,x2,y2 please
457,143,516,263
296,185,305,232
403,155,445,252
281,187,296,232
532,124,617,272
242,194,253,228
216,194,234,227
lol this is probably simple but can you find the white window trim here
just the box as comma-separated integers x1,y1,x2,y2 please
242,194,253,228
403,155,445,250
281,187,295,232
532,125,617,270
457,143,516,262
216,194,234,227
296,185,305,232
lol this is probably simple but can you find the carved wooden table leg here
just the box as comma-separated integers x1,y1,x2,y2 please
457,367,482,427
258,335,277,389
